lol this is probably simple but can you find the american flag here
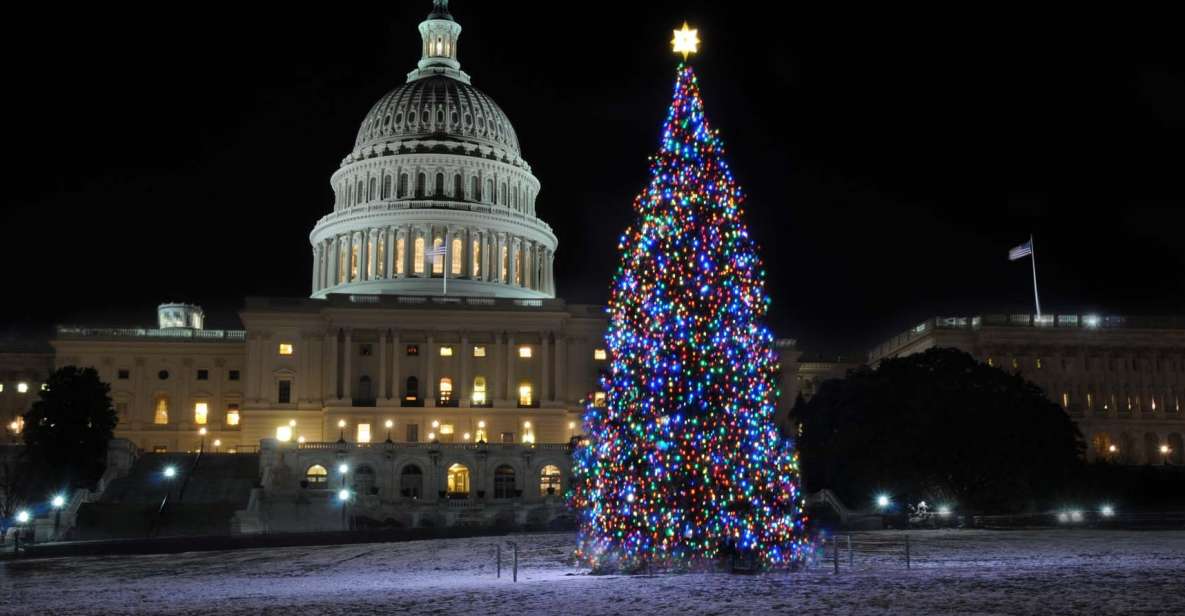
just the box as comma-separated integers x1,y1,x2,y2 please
1009,240,1033,261
425,245,447,258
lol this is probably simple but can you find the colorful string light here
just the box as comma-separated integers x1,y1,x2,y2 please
571,64,810,572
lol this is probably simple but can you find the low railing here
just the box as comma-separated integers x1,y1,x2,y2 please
296,441,571,452
55,327,247,341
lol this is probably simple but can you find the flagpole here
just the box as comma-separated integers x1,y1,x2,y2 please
1029,234,1042,318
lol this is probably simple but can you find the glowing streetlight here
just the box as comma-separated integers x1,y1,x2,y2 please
16,510,30,524
163,466,177,479
1100,504,1116,518
876,494,891,510
289,419,297,428
51,494,66,540
338,489,351,502
337,419,347,442
51,495,65,509
1161,444,1172,465
338,463,349,475
937,505,952,517
385,419,394,443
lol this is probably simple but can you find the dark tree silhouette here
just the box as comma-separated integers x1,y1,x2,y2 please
794,348,1084,513
22,366,118,492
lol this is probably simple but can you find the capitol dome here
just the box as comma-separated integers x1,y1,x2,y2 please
309,0,556,300
354,76,521,157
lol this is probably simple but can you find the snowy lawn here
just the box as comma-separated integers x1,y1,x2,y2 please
2,530,1183,615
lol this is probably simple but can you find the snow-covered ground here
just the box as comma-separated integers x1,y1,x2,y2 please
2,530,1183,615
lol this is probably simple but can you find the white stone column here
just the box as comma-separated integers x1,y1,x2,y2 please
392,332,401,400
379,330,388,401
426,334,436,404
556,335,568,404
460,333,470,405
542,331,551,402
327,329,339,400
506,333,516,402
343,328,353,401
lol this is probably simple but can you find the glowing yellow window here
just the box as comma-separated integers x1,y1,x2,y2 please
356,423,371,443
414,237,425,274
439,346,454,357
473,346,487,358
439,378,453,403
518,346,532,359
472,377,487,405
475,420,487,443
154,397,169,425
518,383,534,406
432,239,445,274
451,237,463,275
279,343,294,356
17,382,28,394
194,402,209,425
226,406,241,427
594,349,607,361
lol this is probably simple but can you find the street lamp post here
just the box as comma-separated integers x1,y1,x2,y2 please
14,509,31,554
198,427,207,452
385,420,394,444
338,488,351,531
1161,444,1172,466
338,419,347,443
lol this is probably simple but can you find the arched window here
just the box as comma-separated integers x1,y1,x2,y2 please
487,179,494,203
540,465,562,496
356,180,364,204
396,236,406,275
451,237,463,275
153,396,169,425
305,465,328,488
435,173,445,197
400,465,423,498
432,238,444,275
439,378,453,405
368,177,377,201
375,232,386,278
501,183,507,205
494,465,516,499
454,174,463,198
472,376,488,406
447,463,470,497
382,175,392,199
405,376,420,400
354,465,376,495
472,176,480,201
398,173,409,198
414,237,426,274
416,173,427,198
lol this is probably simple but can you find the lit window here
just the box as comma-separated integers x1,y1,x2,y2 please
279,343,294,356
406,345,419,356
17,382,28,394
440,346,454,357
518,346,533,359
306,465,328,487
0,384,4,393
451,237,463,275
500,245,508,282
357,423,371,443
471,239,481,277
540,465,562,495
396,236,406,275
194,402,209,425
473,345,487,358
440,423,454,441
594,349,607,361
519,383,534,407
1036,358,1043,369
276,425,293,442
432,238,445,275
475,421,487,443
472,376,487,405
594,392,607,408
1062,393,1070,408
226,405,241,427
154,397,169,425
439,378,453,404
414,237,425,274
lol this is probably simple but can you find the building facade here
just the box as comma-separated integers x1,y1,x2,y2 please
869,314,1185,464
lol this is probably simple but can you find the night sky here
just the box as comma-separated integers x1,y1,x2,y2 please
4,3,1183,354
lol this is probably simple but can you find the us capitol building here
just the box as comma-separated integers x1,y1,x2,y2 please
1,2,1182,536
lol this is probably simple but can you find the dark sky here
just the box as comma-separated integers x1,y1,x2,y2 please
4,2,1183,353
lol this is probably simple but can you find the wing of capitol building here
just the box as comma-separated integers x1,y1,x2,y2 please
1,2,1183,538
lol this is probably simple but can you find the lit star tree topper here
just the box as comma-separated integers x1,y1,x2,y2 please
570,32,810,573
671,22,700,60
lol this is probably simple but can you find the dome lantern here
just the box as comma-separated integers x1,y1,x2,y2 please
409,0,469,85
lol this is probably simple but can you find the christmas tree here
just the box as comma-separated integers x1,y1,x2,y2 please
571,59,810,572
